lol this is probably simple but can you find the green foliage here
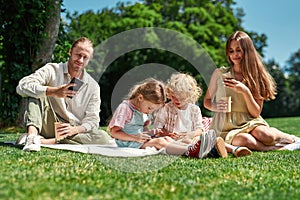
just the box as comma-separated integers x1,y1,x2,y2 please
0,0,60,126
0,117,300,199
284,49,300,115
262,54,300,117
1,0,299,126
62,0,299,121
65,0,261,123
52,20,72,63
263,60,292,117
145,0,242,67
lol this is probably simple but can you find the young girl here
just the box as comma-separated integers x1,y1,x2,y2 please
204,31,300,151
154,73,251,157
109,78,172,149
109,78,228,158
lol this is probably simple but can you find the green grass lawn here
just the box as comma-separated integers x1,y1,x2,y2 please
0,117,299,200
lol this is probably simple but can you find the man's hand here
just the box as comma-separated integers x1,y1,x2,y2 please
46,83,77,98
55,123,78,139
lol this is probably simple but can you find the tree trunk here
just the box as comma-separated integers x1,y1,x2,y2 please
16,0,61,126
31,0,61,70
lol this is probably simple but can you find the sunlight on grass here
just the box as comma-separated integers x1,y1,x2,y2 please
0,117,299,199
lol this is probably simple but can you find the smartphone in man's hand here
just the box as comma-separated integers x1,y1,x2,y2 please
68,77,84,98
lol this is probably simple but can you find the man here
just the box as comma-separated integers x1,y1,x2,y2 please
16,37,110,151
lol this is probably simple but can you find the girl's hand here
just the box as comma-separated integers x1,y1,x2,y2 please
155,129,179,138
135,133,152,143
169,132,181,139
145,129,157,138
175,132,195,140
155,128,169,137
185,131,196,139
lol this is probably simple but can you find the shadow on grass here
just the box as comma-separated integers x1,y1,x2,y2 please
0,141,23,150
0,133,23,150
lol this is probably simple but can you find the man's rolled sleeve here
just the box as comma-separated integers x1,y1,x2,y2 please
16,64,56,98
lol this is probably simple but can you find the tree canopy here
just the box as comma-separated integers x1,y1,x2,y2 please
0,0,299,126
0,0,61,126
63,0,272,124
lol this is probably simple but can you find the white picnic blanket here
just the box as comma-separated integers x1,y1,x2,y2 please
40,139,165,157
41,144,164,157
7,139,165,157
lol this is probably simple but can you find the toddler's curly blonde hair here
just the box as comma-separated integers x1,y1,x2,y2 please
166,73,202,104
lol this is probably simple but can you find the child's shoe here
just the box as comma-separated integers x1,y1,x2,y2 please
232,146,251,157
198,130,218,158
185,139,201,158
207,137,228,158
186,130,217,158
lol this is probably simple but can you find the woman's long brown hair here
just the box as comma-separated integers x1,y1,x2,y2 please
226,31,277,101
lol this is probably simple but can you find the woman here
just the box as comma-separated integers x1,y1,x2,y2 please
204,31,300,151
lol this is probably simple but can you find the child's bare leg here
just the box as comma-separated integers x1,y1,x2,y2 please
141,137,176,150
225,143,235,153
165,142,188,155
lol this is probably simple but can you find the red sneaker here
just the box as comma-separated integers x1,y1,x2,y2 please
186,139,201,158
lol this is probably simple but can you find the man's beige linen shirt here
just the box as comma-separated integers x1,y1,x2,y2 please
16,62,100,131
